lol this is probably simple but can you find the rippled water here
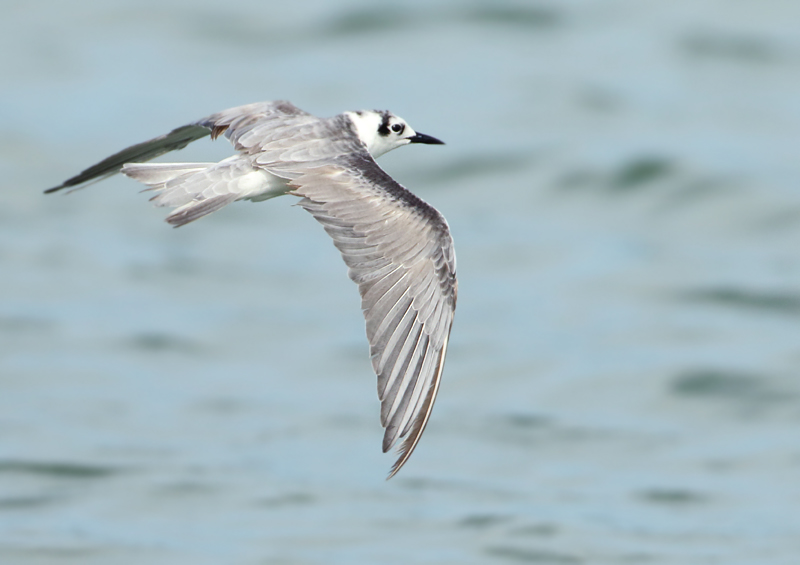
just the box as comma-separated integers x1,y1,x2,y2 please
2,1,800,563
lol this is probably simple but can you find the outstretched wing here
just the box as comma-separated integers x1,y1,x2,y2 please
45,100,313,194
289,153,457,478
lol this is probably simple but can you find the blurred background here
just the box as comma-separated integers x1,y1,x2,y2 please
1,1,799,563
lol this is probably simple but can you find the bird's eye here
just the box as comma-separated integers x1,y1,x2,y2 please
391,123,404,134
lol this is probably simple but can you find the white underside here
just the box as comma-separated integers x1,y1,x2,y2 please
121,157,291,224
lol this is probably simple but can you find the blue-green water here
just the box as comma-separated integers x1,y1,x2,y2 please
2,1,800,563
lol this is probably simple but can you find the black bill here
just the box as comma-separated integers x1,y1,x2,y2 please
408,132,445,145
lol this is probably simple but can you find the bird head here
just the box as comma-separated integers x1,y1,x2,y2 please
346,110,444,158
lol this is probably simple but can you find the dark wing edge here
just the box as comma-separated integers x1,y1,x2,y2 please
386,329,450,479
289,160,457,479
44,100,310,194
44,125,211,193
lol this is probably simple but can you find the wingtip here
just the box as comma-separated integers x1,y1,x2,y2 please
384,409,427,480
386,459,405,481
386,443,411,480
383,337,448,480
384,410,431,480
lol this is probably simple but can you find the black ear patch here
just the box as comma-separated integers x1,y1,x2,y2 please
377,111,392,136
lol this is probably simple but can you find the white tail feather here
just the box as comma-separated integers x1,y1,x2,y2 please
122,162,214,190
121,159,288,226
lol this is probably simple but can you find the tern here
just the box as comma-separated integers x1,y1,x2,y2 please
46,100,457,478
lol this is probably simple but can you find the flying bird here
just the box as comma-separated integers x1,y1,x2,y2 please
46,100,457,478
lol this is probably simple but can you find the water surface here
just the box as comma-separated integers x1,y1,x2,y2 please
1,1,799,563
